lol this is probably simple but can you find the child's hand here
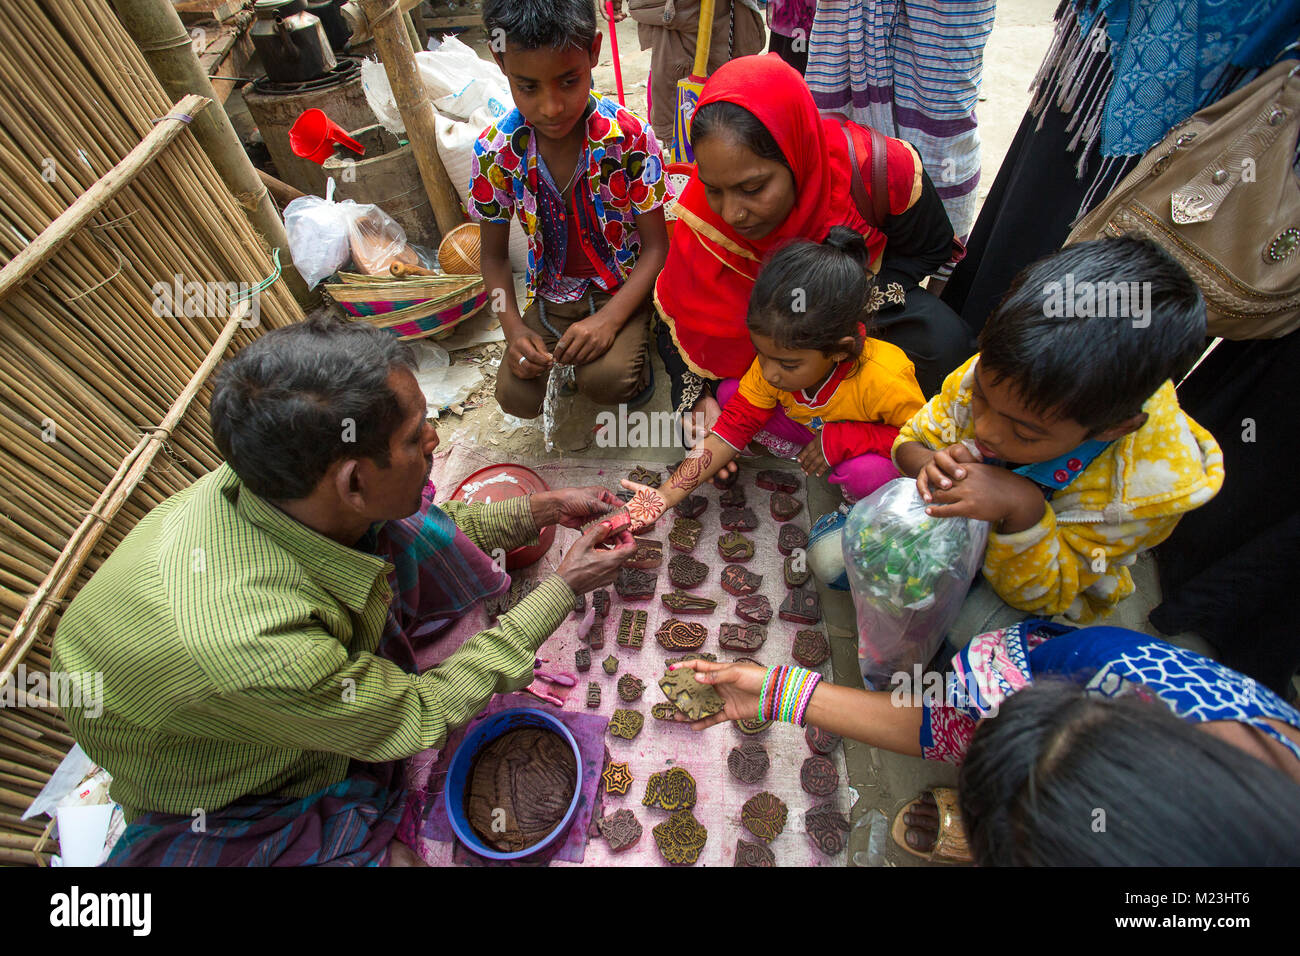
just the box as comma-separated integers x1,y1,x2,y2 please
798,439,830,478
554,313,616,366
925,463,1045,532
618,479,666,533
667,659,765,729
916,442,983,503
505,328,553,379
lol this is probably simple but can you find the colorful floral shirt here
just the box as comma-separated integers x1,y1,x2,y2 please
468,92,671,305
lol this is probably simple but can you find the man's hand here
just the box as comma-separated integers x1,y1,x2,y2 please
607,0,626,21
555,520,636,593
554,312,618,366
505,327,553,379
925,463,1045,532
668,659,765,729
915,442,983,502
618,479,666,533
798,438,830,478
532,486,620,529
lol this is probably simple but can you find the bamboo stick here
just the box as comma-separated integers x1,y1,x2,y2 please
0,847,54,865
0,93,211,302
1,305,249,675
360,0,461,236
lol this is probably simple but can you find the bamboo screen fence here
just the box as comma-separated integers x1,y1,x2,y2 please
0,0,305,863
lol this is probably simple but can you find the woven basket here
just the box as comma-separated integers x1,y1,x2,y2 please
438,222,481,275
324,273,488,341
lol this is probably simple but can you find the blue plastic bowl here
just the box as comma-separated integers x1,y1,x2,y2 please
445,707,583,861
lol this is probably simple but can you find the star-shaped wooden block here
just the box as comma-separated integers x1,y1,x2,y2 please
602,760,634,796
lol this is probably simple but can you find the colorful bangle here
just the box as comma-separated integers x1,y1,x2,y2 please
759,666,822,725
759,667,779,722
794,671,822,726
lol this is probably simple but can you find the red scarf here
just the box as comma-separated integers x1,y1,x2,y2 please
655,54,916,380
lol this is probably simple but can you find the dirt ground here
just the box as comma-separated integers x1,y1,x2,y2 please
432,0,1061,456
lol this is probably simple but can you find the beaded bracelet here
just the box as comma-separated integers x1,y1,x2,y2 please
759,665,822,725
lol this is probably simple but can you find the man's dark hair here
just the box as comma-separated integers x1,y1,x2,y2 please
978,237,1206,431
482,0,597,51
691,101,791,172
209,315,416,501
959,680,1300,866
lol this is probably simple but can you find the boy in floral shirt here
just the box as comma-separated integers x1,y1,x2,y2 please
471,0,671,419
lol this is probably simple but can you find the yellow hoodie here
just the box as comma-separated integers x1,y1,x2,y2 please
893,355,1225,622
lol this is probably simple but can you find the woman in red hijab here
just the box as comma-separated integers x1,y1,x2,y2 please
655,54,972,444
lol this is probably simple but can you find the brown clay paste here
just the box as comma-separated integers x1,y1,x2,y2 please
464,727,577,854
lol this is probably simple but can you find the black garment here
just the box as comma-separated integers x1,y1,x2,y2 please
878,168,961,289
939,100,1138,337
871,286,974,398
768,31,808,76
1150,329,1300,698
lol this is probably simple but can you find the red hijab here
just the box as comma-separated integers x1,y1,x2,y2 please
655,54,916,380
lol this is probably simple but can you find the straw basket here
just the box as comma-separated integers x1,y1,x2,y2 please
324,272,488,341
438,222,482,275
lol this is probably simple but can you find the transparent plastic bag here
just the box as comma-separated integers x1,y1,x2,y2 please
282,178,353,288
346,201,418,275
842,477,989,687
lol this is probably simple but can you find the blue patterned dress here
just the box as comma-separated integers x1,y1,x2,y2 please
921,619,1300,764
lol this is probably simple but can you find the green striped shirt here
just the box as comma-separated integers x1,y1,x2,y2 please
51,464,574,821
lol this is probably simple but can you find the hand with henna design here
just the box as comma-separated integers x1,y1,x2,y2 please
668,446,713,493
619,480,667,533
629,434,739,521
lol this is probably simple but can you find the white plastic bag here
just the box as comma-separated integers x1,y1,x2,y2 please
842,477,989,688
283,178,353,288
361,36,511,131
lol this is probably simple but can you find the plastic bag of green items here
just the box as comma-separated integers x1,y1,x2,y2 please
842,478,989,688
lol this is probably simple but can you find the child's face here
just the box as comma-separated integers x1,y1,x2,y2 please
750,331,847,393
969,363,1097,464
496,39,601,145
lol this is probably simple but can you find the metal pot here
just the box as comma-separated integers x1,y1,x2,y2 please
252,0,337,84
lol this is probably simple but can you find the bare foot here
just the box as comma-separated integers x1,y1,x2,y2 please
903,790,941,853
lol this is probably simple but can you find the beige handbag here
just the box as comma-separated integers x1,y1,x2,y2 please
1066,59,1300,340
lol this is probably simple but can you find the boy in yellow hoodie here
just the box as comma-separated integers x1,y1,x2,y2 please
894,238,1224,623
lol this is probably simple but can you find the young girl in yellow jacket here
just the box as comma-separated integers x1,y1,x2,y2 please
618,226,927,525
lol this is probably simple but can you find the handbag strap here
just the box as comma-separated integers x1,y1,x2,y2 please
839,119,890,230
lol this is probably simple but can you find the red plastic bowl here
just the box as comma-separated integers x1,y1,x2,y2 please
449,463,555,570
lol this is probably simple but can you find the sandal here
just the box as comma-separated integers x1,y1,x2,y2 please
891,787,973,864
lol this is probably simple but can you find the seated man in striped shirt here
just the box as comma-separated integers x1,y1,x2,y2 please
51,316,635,866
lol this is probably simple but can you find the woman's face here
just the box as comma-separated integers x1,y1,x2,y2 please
694,131,796,241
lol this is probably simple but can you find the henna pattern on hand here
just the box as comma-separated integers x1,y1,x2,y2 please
668,447,713,492
625,487,665,531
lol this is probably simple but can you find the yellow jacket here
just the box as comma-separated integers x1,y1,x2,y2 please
893,355,1225,622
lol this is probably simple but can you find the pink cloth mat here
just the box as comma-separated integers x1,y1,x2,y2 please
411,445,849,866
